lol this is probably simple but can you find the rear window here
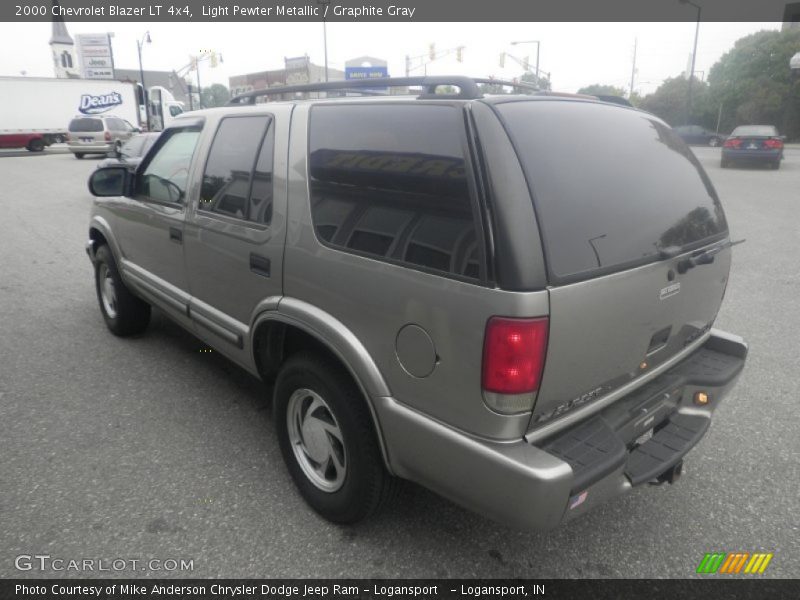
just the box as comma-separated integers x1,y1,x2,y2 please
730,125,778,137
495,100,728,283
68,118,103,132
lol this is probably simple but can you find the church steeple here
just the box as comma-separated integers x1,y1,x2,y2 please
49,0,78,78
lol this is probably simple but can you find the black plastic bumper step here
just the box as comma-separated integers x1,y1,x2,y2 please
625,414,709,486
542,417,626,493
668,347,744,386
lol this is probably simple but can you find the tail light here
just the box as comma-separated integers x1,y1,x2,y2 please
482,317,549,414
723,138,741,148
764,138,783,149
104,131,111,142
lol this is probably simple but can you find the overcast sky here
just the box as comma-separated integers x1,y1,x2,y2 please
0,21,781,94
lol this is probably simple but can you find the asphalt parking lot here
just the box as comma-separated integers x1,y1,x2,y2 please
0,146,798,579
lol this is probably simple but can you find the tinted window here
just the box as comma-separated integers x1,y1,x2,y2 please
496,100,727,283
730,125,778,137
199,116,272,222
68,118,103,132
308,104,480,280
137,128,200,204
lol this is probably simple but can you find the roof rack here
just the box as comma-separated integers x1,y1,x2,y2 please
227,76,541,105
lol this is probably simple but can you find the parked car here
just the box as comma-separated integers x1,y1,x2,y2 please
721,125,784,169
96,132,160,169
67,115,138,159
674,125,724,147
85,76,747,530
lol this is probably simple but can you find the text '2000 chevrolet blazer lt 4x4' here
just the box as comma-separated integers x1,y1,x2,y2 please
85,76,747,530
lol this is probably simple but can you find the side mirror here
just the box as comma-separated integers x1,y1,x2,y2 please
88,166,132,197
133,127,141,133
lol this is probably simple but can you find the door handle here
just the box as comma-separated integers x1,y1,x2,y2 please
249,253,271,277
169,227,182,244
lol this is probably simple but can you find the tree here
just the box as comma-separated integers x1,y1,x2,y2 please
577,84,627,97
521,71,551,91
200,83,230,108
706,28,800,139
639,76,713,127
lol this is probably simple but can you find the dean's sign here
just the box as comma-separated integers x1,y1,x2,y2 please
79,91,123,115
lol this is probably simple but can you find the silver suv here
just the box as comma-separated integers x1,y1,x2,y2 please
68,115,138,159
85,77,748,529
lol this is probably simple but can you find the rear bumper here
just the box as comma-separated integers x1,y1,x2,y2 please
722,148,781,161
68,143,113,154
375,329,747,530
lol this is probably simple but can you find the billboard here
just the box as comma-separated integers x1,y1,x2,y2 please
76,33,115,80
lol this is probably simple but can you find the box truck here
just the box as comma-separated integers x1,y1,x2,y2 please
0,76,184,152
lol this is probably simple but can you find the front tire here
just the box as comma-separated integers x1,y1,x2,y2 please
94,245,150,336
75,153,85,159
274,354,396,524
27,138,45,152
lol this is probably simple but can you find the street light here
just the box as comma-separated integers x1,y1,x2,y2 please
317,0,330,82
511,40,540,81
136,31,152,129
679,0,701,125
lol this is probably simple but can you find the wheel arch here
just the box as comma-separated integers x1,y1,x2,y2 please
250,298,394,473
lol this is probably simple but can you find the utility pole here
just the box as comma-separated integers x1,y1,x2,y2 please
680,0,702,125
629,38,637,100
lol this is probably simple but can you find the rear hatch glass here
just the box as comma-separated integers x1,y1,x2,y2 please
68,118,104,133
494,100,728,284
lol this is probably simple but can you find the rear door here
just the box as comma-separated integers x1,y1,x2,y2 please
493,100,731,431
183,110,287,358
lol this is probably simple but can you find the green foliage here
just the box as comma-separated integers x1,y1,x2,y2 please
577,84,627,97
707,28,800,139
639,28,800,139
200,83,231,108
521,71,551,91
639,76,713,128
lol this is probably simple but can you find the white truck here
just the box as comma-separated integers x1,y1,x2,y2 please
0,76,184,151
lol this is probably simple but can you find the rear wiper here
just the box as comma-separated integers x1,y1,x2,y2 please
676,238,746,273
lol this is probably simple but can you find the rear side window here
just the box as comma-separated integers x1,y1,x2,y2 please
495,100,728,283
308,104,481,281
68,118,103,132
199,116,273,223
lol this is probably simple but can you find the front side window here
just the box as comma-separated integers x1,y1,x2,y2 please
199,116,273,222
308,104,481,281
137,128,201,204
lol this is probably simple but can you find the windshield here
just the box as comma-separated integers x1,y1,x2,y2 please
494,99,728,284
730,125,778,137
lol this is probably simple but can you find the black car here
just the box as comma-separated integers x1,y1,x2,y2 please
674,125,724,147
96,133,161,169
721,125,784,170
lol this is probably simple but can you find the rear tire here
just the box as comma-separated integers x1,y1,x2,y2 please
720,158,729,168
274,354,396,524
27,138,45,152
94,245,150,336
771,160,780,170
75,153,85,159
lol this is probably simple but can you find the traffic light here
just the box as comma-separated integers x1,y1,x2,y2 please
456,46,463,62
499,52,505,68
429,43,436,61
